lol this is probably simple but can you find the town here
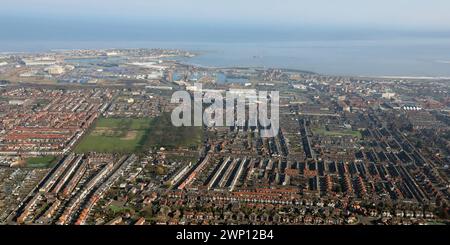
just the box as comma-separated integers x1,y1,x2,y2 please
0,48,449,225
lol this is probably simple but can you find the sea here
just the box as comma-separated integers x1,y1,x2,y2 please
1,38,450,77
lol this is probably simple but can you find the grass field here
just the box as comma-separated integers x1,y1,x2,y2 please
142,113,203,150
312,127,362,138
109,204,133,214
75,114,203,153
75,117,152,153
25,156,57,168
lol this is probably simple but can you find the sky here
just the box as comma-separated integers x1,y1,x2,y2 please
1,0,450,41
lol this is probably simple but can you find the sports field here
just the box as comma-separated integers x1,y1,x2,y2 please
75,114,203,153
312,127,362,138
75,117,152,153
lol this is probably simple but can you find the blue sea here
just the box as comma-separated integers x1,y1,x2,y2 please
1,39,450,77
0,16,450,77
1,14,450,77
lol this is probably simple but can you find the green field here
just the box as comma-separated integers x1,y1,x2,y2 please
143,113,203,150
312,127,362,138
109,204,133,214
25,156,57,168
75,114,203,153
75,117,152,153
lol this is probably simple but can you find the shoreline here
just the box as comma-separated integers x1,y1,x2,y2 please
3,47,450,80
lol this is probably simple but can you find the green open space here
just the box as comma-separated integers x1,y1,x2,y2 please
75,113,203,153
142,112,203,150
75,117,151,153
312,127,362,138
109,204,134,214
25,156,58,168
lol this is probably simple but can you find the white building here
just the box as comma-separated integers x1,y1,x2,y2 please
22,57,57,66
382,92,396,99
45,65,65,75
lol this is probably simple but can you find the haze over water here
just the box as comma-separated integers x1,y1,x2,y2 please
1,0,450,77
2,38,449,77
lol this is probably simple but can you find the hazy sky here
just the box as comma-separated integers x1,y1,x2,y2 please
2,0,450,30
1,0,450,43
